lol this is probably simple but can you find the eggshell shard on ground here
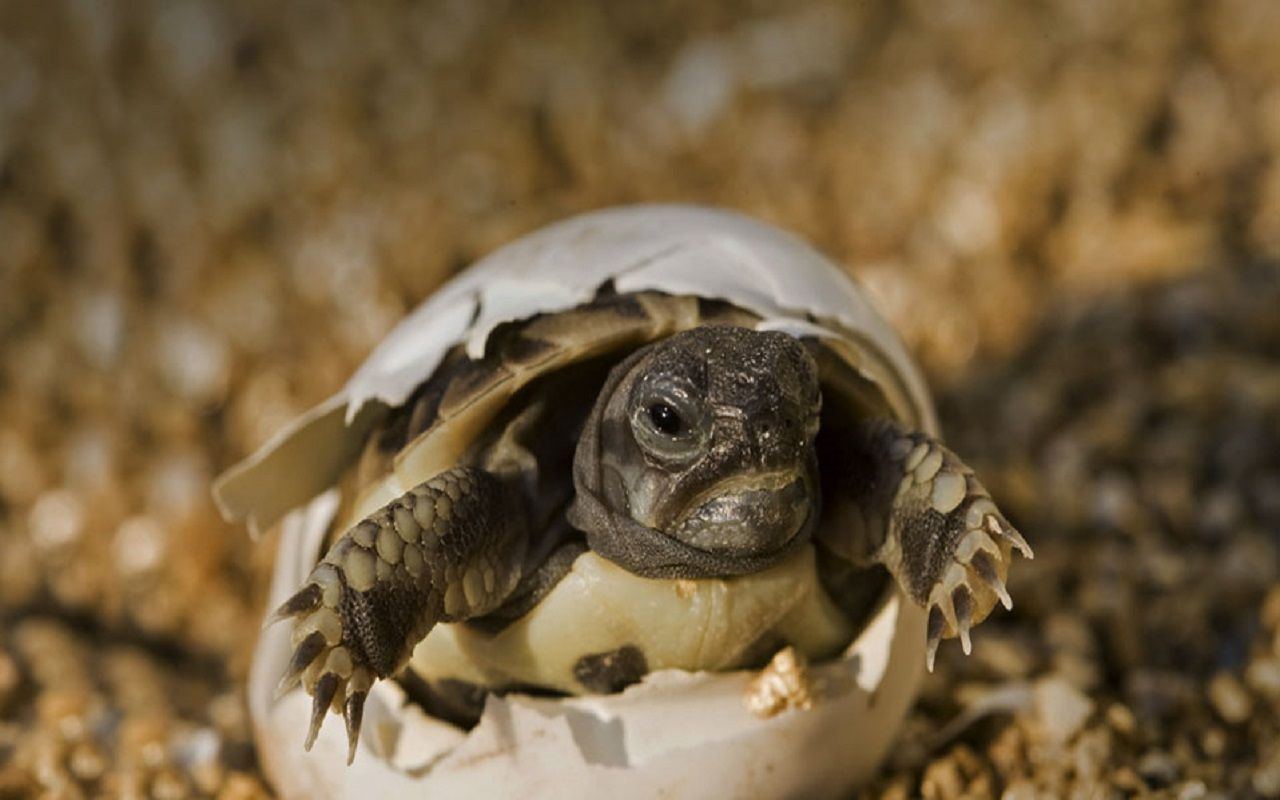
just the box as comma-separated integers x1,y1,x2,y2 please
237,206,937,797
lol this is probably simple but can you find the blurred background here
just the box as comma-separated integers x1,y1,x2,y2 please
1,1,1278,797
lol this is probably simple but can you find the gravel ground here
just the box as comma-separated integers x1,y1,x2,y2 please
1,1,1278,797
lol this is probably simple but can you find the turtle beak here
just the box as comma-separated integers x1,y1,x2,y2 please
669,473,813,557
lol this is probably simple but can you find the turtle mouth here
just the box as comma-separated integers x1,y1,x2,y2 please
668,473,813,556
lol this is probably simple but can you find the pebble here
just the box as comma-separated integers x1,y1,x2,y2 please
1177,780,1209,800
1104,703,1137,738
1071,727,1111,782
1200,728,1227,759
67,741,106,782
1207,672,1252,725
1138,750,1180,789
1247,657,1280,699
1032,676,1094,745
920,756,964,800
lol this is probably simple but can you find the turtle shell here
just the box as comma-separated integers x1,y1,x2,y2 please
218,205,937,799
213,205,933,535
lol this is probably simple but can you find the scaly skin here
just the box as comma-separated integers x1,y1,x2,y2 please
271,326,1032,764
818,418,1033,670
270,467,527,762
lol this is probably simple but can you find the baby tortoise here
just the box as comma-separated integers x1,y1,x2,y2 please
266,292,1032,763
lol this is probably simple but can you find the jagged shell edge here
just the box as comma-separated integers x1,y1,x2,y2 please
213,204,935,535
252,489,928,800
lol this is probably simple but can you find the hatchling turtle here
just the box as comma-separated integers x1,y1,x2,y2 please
215,205,1031,797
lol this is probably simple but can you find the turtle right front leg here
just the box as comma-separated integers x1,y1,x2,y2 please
271,467,528,763
819,419,1033,671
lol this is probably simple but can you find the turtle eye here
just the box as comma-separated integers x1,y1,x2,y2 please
631,383,708,465
646,402,683,436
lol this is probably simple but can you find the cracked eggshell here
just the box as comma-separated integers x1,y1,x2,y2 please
214,205,934,535
226,205,937,798
253,490,927,800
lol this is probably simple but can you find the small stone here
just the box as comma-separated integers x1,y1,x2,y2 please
920,755,964,800
1177,780,1208,800
1247,657,1280,699
190,759,226,796
113,515,168,577
28,488,86,550
1207,672,1252,724
207,693,249,738
151,767,191,799
155,316,230,406
1137,750,1179,789
1033,676,1094,745
1072,726,1111,782
987,724,1027,776
1111,767,1147,793
1105,703,1137,737
68,740,106,782
1200,727,1227,758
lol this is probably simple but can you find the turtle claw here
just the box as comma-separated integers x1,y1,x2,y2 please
305,673,340,751
276,630,326,701
970,550,1013,610
273,557,380,760
993,521,1034,560
925,605,945,672
343,672,371,764
921,477,1029,664
952,585,974,655
268,582,323,628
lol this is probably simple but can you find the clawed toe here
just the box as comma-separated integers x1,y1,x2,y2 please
920,468,1032,671
824,420,1032,674
275,629,326,700
271,571,373,764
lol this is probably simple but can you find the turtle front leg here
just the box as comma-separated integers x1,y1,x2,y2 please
819,419,1032,670
270,467,527,762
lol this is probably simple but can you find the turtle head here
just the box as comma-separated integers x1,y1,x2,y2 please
574,326,822,575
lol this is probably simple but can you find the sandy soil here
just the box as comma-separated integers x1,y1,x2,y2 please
1,2,1277,797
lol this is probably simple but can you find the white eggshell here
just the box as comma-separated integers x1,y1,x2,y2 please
228,205,939,798
214,205,934,535
253,491,927,800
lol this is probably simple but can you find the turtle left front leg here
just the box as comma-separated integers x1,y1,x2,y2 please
269,467,528,762
818,419,1032,670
